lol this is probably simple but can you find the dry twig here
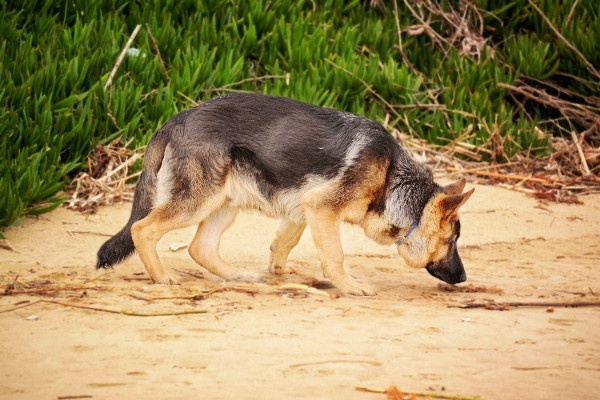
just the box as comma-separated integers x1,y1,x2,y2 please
570,131,591,175
404,122,600,204
402,0,488,61
497,81,600,133
0,239,14,251
450,300,600,311
199,74,289,99
104,24,142,90
356,385,482,400
145,23,170,83
2,286,106,296
437,282,503,294
0,299,207,317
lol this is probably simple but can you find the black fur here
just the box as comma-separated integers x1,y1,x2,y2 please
96,171,154,268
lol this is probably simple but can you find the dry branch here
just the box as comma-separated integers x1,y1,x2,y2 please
450,300,600,311
0,239,14,251
145,23,170,83
200,74,289,98
0,299,207,316
437,282,503,294
356,385,483,400
402,0,488,61
570,131,591,175
2,286,107,296
497,81,600,131
104,24,142,90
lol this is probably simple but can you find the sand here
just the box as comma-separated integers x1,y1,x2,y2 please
1,182,599,399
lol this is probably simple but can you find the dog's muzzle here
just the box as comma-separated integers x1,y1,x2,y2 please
425,246,467,285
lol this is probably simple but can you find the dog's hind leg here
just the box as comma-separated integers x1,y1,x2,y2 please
131,189,230,285
188,203,258,282
130,208,193,285
303,206,376,296
268,219,306,275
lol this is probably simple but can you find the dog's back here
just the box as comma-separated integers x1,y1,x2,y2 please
184,93,396,184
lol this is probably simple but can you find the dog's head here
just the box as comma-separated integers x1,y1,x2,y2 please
397,179,474,285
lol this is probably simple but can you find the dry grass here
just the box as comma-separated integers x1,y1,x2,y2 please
64,138,141,213
394,127,599,204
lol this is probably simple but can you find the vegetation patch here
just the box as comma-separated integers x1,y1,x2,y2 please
1,0,598,229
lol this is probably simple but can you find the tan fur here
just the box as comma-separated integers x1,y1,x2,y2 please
131,185,229,284
297,159,389,295
354,161,402,247
397,187,474,269
130,157,391,293
442,179,466,196
269,219,306,274
130,212,184,285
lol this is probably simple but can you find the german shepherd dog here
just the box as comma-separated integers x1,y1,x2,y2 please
97,93,474,295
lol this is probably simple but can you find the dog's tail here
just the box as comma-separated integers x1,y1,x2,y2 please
96,128,170,269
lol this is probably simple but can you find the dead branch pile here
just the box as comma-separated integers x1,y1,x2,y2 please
64,138,141,213
402,0,489,61
499,79,600,139
392,0,600,203
400,0,600,140
395,129,600,204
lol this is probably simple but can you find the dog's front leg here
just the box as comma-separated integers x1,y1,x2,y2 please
269,219,306,274
303,206,376,296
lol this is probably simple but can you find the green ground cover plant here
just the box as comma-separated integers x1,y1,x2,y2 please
1,0,598,229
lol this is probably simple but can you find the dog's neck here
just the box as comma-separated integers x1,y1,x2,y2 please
383,162,439,230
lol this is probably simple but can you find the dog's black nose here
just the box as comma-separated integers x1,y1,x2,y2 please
425,245,467,285
450,269,467,284
425,259,467,285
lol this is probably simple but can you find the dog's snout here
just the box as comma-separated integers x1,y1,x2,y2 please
425,248,467,285
425,264,466,284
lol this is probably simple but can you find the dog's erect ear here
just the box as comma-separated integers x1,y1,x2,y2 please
440,188,474,216
442,179,467,195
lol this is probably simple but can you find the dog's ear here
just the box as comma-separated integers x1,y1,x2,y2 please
442,179,466,195
440,188,474,216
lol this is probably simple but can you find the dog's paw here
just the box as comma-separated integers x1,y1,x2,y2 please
152,272,181,285
341,282,377,296
268,263,296,275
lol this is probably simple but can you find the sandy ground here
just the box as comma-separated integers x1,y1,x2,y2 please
1,182,599,400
